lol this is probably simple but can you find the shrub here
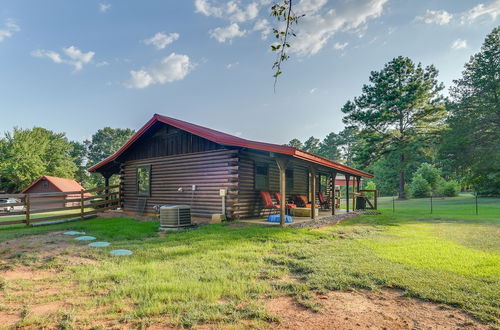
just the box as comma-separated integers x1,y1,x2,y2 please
440,180,460,197
410,174,431,198
413,163,442,191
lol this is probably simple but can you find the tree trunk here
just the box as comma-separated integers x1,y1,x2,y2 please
398,153,405,199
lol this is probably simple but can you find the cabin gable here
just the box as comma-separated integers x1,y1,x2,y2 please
119,122,223,162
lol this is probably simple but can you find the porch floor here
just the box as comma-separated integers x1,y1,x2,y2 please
239,209,348,226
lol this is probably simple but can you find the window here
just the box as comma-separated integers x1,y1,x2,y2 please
137,165,151,196
286,168,294,191
255,164,269,190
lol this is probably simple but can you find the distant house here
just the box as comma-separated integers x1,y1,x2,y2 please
88,114,373,221
21,176,89,210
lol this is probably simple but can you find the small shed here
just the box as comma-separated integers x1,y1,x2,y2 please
21,176,88,210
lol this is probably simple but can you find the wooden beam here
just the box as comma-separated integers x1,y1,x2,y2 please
276,158,288,226
310,167,316,219
331,171,337,215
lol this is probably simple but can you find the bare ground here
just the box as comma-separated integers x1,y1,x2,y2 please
265,290,488,330
0,232,490,329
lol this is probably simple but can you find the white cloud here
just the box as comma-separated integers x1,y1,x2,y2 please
195,0,259,22
143,32,180,49
96,61,109,67
333,42,348,50
253,18,271,39
126,53,194,89
225,61,239,69
99,3,111,13
295,0,328,14
210,23,246,43
0,19,20,42
290,0,388,56
309,88,317,94
462,0,500,22
451,39,467,50
415,9,453,25
31,46,95,71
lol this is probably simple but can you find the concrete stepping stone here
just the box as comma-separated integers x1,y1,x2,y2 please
74,236,96,241
64,231,85,235
110,249,133,256
88,241,110,247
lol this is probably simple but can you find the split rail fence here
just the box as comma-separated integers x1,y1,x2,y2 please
0,185,120,226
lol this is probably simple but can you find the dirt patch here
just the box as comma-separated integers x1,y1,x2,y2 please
0,231,75,260
30,300,66,317
1,265,54,281
266,289,488,329
0,310,21,328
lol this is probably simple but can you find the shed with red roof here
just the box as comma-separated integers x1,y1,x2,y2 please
21,176,89,210
88,114,373,222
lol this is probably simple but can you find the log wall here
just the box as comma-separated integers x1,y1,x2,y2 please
120,149,238,219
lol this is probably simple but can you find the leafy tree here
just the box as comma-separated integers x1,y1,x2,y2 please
318,132,341,160
337,126,360,166
287,138,303,149
0,127,76,192
413,163,441,192
410,174,431,198
84,127,135,188
439,180,460,197
303,136,320,155
85,127,135,167
440,27,500,196
342,56,445,199
70,141,88,184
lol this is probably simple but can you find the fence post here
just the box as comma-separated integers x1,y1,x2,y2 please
392,196,395,213
475,192,478,215
80,189,84,220
24,194,30,226
430,193,433,214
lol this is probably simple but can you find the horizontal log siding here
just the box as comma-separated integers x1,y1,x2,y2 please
234,150,309,218
121,149,238,218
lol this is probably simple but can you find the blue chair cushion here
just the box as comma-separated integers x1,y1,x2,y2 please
267,214,293,223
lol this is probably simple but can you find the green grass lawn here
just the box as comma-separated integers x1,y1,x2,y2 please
0,195,498,328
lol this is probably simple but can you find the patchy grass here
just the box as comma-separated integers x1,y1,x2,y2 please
0,195,498,328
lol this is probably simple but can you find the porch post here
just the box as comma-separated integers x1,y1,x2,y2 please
331,171,337,215
103,173,111,208
276,158,288,227
310,167,316,219
345,174,350,213
356,176,361,192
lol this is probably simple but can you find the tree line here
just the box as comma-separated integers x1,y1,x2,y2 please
0,127,134,193
287,27,499,197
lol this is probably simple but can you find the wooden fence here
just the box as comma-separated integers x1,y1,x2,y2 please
0,185,120,226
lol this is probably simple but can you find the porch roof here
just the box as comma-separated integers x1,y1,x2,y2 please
88,114,373,178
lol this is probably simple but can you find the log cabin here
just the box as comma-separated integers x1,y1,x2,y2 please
88,114,373,223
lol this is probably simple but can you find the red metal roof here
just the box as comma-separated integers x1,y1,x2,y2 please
21,176,87,193
88,114,373,178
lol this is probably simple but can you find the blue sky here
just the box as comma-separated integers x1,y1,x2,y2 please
0,0,498,144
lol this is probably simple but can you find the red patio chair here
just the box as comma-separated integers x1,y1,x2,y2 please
292,195,311,208
317,191,331,210
273,192,297,211
259,191,279,216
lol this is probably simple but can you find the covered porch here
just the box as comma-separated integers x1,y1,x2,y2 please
251,151,376,226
